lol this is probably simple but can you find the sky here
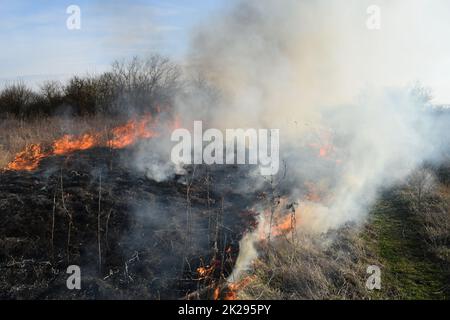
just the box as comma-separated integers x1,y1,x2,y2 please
0,0,449,104
0,0,224,87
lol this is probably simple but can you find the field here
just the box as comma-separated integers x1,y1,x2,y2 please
1,53,449,300
1,114,449,299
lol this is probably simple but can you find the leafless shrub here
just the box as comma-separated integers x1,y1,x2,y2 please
0,54,181,118
422,210,450,252
403,168,450,261
110,55,181,113
0,82,38,118
404,167,437,213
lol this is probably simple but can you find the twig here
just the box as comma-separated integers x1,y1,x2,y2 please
51,190,56,260
182,165,196,272
60,168,72,264
105,208,113,251
98,173,102,274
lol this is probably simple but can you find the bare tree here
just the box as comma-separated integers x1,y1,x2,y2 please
0,82,37,117
110,55,181,113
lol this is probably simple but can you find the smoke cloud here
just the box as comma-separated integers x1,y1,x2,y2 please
134,0,450,280
176,0,449,232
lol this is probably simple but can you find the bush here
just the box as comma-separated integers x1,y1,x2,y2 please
0,55,182,119
403,168,450,261
110,55,181,113
63,76,103,116
0,83,38,118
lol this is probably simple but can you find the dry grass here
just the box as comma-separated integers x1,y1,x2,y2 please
239,228,377,300
0,115,124,168
238,169,450,300
1,116,448,299
402,168,450,262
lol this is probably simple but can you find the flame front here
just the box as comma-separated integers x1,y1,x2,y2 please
6,144,48,171
53,134,97,155
108,114,157,149
5,114,164,172
271,214,295,237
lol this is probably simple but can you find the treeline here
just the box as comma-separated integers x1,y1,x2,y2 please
0,55,181,119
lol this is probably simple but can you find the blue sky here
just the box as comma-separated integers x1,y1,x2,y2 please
1,0,449,104
0,0,224,87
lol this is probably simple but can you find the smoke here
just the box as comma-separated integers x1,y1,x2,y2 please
133,136,185,182
128,0,450,282
167,0,450,280
227,224,261,282
176,0,448,229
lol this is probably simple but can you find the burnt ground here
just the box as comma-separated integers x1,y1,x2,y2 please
0,147,261,300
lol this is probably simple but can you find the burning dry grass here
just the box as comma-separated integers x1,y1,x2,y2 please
0,115,150,170
1,114,449,300
0,115,125,169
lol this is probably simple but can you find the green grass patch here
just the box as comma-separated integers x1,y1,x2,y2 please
365,196,448,299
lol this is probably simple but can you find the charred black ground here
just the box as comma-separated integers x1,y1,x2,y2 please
0,146,260,299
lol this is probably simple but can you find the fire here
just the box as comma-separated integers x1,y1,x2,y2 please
310,143,334,158
6,144,48,171
309,128,337,159
271,214,295,237
213,286,220,300
224,276,254,300
196,265,214,279
108,115,157,149
53,134,97,155
257,198,300,239
211,277,255,300
5,114,166,172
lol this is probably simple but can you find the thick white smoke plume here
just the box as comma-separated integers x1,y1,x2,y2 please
178,0,449,231
132,0,449,280
169,0,450,280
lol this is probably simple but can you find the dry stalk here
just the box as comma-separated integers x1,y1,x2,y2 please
98,173,102,273
51,190,56,260
60,168,72,264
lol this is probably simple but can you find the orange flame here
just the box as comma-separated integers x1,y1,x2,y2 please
53,134,97,155
257,198,299,239
197,265,215,279
271,214,295,237
213,286,220,300
5,114,166,172
224,276,254,300
108,115,157,149
6,144,48,171
310,143,334,158
309,128,336,159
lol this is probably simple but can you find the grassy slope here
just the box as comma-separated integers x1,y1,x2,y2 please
365,194,448,299
240,188,449,300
